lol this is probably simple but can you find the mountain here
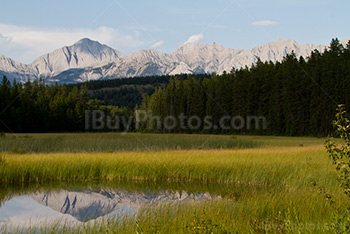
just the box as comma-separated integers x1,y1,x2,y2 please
172,42,231,74
0,38,347,84
0,54,37,82
0,38,124,83
32,38,124,78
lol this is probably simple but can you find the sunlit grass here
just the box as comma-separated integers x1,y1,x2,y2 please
0,146,338,188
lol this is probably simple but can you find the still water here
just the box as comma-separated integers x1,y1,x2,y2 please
0,181,240,230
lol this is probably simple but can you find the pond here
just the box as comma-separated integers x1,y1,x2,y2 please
0,181,257,232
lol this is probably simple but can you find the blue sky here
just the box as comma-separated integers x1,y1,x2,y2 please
0,0,349,63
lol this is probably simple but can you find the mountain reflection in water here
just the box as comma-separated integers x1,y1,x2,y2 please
30,189,215,222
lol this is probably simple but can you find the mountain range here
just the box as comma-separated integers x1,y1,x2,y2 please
0,38,347,84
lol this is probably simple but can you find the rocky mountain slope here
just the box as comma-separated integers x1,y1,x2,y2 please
32,38,124,78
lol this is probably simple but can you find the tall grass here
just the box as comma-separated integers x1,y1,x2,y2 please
0,146,345,233
0,133,329,153
0,146,339,188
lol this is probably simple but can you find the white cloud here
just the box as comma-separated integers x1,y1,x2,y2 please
252,20,278,26
0,24,145,64
184,33,204,45
150,40,165,49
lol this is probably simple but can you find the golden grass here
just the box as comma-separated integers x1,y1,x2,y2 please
0,145,338,189
0,135,345,233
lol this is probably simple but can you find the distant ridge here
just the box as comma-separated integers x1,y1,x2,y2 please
0,38,348,84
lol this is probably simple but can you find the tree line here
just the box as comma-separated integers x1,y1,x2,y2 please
0,79,90,132
70,74,210,108
138,39,350,136
0,77,140,133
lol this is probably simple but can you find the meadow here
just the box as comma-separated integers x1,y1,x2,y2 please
0,132,327,153
0,133,346,233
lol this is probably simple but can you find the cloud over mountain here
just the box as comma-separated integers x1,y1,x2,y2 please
0,24,143,64
184,34,204,44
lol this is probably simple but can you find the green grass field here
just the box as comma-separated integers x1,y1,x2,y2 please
0,133,346,233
